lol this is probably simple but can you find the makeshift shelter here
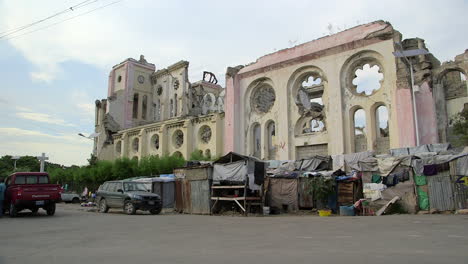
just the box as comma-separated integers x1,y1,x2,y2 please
211,152,265,215
134,177,175,208
212,152,265,190
266,177,299,212
173,164,213,214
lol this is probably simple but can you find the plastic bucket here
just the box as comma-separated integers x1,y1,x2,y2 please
263,206,270,215
339,206,355,216
318,210,331,217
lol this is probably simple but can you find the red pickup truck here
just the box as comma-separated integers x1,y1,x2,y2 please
3,172,62,217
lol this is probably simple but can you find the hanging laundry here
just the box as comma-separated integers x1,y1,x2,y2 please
423,164,438,176
371,174,382,183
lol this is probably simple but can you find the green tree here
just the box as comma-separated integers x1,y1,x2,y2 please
451,107,468,146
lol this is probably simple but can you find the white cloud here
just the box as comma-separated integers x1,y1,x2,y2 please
0,127,93,165
2,0,466,85
76,103,94,116
15,106,33,112
16,112,75,127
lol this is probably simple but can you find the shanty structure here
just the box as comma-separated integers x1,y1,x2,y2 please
134,177,175,208
173,164,213,214
211,152,265,215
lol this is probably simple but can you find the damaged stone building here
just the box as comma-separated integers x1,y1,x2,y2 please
94,56,225,161
94,20,467,162
224,20,468,160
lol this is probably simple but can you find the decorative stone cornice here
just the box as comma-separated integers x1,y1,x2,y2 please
128,130,140,137
167,121,185,129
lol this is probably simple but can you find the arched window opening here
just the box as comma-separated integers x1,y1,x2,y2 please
376,105,389,138
441,70,468,146
352,64,383,96
132,138,139,152
174,94,178,117
152,134,160,150
170,99,174,118
353,109,367,152
133,93,139,119
298,73,324,108
267,121,276,160
252,124,261,158
154,99,161,121
205,149,211,159
142,95,148,120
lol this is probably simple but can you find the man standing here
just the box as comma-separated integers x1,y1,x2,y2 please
0,177,5,217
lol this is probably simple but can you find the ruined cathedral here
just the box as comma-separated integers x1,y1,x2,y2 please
94,21,468,161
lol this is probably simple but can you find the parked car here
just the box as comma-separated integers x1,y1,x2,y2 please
3,172,62,217
60,192,81,203
95,180,162,215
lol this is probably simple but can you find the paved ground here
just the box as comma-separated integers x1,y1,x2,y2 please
0,204,467,264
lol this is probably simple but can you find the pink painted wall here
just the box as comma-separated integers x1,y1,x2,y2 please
395,88,417,147
415,82,439,144
238,21,389,75
107,70,114,98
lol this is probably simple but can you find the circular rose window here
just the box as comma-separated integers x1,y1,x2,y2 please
251,84,275,113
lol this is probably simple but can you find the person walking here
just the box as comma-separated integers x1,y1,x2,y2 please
0,178,6,217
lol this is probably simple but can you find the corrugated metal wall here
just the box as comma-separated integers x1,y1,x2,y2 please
152,182,175,208
427,171,455,211
175,179,191,213
183,180,191,213
452,175,468,210
189,180,211,215
175,179,184,213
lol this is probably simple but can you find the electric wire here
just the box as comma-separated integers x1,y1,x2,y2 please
3,0,124,41
0,0,100,39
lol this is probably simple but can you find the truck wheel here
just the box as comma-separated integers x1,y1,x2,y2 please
46,203,56,216
124,201,136,215
99,199,109,213
72,197,80,204
150,207,162,215
9,202,18,217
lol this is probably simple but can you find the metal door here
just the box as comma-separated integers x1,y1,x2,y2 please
428,174,455,211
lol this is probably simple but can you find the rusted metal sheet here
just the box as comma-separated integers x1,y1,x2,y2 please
175,179,192,213
183,179,191,213
338,182,355,206
428,171,455,211
174,166,213,181
175,179,184,212
185,167,213,181
189,180,211,214
298,178,314,208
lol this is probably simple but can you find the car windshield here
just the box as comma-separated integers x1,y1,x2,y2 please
123,182,149,192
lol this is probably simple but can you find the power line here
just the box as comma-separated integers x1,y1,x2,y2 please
3,0,124,41
0,0,100,39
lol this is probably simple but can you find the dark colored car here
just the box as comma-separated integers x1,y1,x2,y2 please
3,172,62,217
96,180,162,215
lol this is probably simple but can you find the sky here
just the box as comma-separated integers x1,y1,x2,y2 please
0,0,467,166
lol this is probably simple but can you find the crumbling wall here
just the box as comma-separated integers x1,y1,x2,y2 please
432,50,468,146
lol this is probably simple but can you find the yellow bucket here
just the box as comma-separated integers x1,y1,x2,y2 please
318,210,331,217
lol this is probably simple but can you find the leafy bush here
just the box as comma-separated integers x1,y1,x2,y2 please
33,155,185,192
305,177,335,203
451,107,468,146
